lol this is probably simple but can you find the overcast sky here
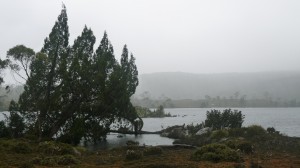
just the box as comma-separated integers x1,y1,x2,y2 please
1,0,300,82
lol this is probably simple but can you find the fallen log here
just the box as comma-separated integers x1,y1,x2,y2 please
109,130,162,135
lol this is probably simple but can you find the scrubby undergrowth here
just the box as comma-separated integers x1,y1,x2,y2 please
0,138,299,168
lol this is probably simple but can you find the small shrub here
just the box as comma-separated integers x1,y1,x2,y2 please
225,140,237,149
126,150,143,160
40,156,59,166
58,155,80,165
38,141,74,155
191,143,240,162
237,141,253,154
200,152,221,162
143,147,163,156
267,127,276,134
187,123,204,135
18,161,34,168
205,109,244,130
211,130,229,140
126,140,139,146
246,125,266,138
228,128,246,137
0,121,10,138
126,140,139,150
12,142,32,154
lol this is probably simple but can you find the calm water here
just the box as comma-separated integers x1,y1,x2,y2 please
143,108,300,137
1,108,300,149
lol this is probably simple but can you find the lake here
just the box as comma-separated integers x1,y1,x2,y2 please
88,107,300,149
1,108,300,149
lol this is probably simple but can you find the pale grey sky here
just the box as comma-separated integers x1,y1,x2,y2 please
1,0,300,83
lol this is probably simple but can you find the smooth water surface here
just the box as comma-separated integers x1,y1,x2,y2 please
1,108,300,149
143,108,300,137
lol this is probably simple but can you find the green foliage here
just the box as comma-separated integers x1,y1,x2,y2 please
126,140,139,150
0,58,9,85
126,140,139,146
0,121,9,138
186,123,204,135
143,147,163,156
205,109,244,130
267,127,276,134
6,45,35,80
135,106,152,117
126,150,143,160
6,5,140,143
40,156,59,166
236,141,253,154
228,128,246,137
210,130,229,140
137,105,171,118
32,155,79,166
191,143,240,162
57,154,80,165
2,102,25,138
12,142,32,154
245,125,266,138
38,141,74,155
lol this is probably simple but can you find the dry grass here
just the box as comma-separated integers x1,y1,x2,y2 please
0,139,300,168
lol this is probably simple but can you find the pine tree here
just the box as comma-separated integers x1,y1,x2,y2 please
5,5,141,143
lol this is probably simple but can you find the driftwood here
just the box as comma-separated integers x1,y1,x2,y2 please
109,130,162,135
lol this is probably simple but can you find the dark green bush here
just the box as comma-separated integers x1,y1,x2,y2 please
58,155,80,165
200,152,221,162
246,125,266,138
191,143,240,162
205,109,244,130
225,140,237,149
211,130,229,140
143,147,163,156
126,150,143,160
237,141,253,154
186,123,204,135
228,128,246,137
38,141,74,155
0,121,10,138
40,156,59,166
12,142,32,154
33,155,78,166
267,127,276,134
126,140,139,146
126,140,139,150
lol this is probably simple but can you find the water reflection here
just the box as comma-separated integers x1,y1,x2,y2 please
83,133,174,151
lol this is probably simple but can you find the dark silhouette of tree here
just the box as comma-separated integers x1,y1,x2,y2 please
6,5,140,143
205,109,244,130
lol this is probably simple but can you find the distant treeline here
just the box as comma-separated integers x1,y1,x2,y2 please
0,85,23,111
132,95,300,108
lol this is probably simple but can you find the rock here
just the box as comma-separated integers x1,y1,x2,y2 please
195,127,212,135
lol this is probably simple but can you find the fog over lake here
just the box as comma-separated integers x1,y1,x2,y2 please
1,0,300,85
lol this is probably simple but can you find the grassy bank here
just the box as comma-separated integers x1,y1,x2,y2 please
0,136,300,168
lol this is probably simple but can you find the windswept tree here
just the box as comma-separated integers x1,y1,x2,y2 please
6,5,140,143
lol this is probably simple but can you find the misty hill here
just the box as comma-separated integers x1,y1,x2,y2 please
135,71,300,101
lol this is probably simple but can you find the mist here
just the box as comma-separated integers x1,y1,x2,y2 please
1,0,300,81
